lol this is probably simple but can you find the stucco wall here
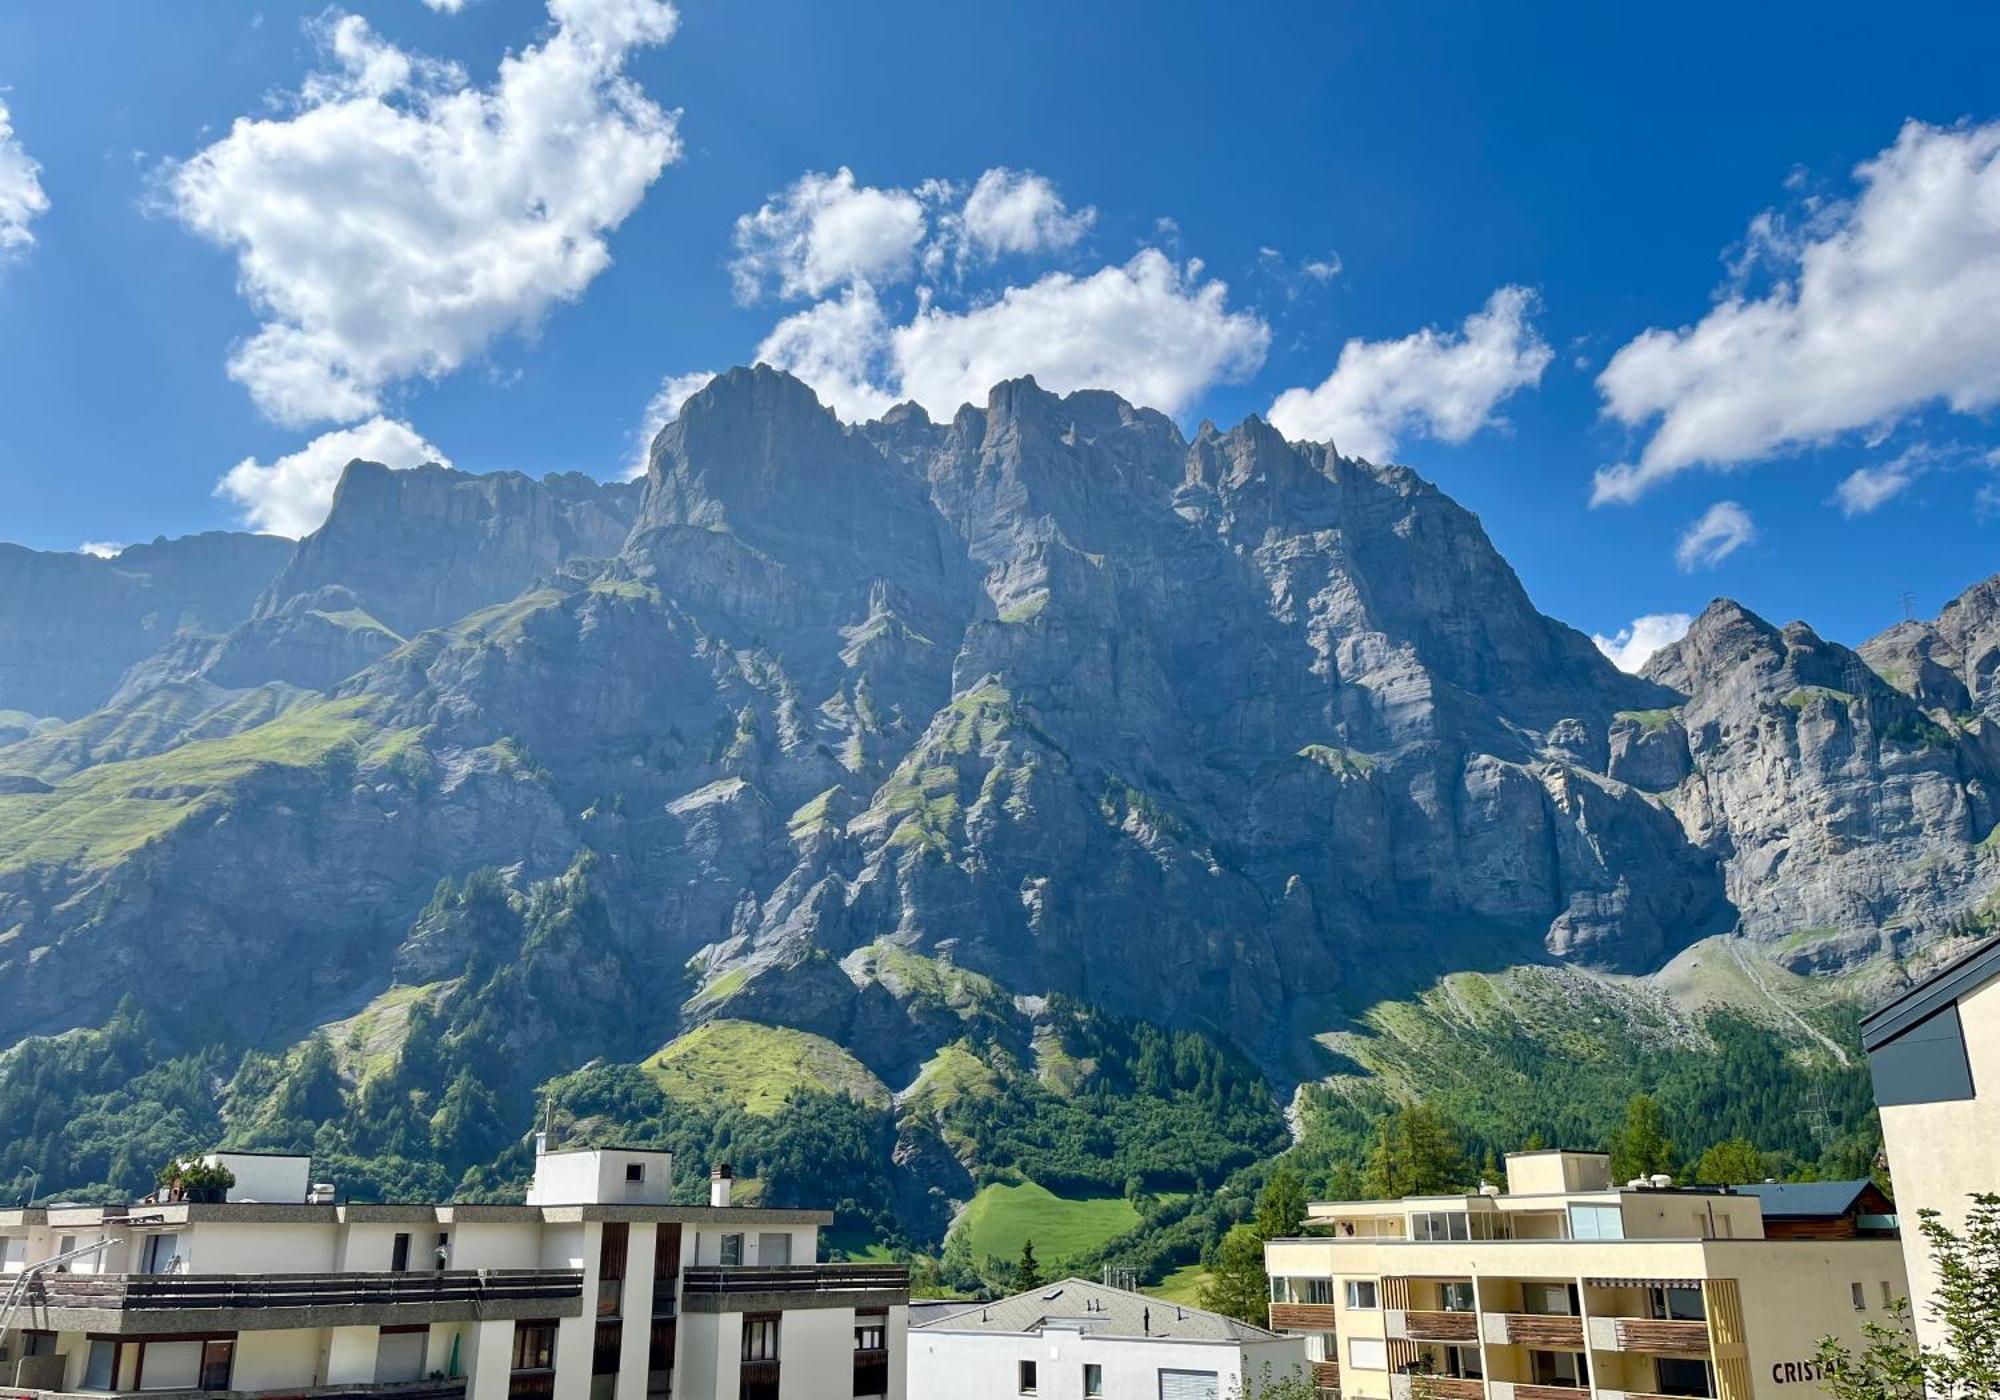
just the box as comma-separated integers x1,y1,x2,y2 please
907,1325,1293,1400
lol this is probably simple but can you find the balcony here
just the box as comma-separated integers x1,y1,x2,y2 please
1390,1376,1483,1400
1393,1309,1478,1343
1604,1317,1711,1355
1309,1359,1340,1396
677,1265,907,1314
1269,1302,1340,1331
20,1271,583,1333
1481,1313,1584,1349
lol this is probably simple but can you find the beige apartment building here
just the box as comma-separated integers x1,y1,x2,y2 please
0,1144,906,1400
1862,933,2000,1355
1263,1150,1906,1400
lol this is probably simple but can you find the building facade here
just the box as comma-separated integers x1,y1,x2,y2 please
0,1147,907,1400
1861,933,2000,1355
909,1278,1305,1400
1263,1151,1907,1400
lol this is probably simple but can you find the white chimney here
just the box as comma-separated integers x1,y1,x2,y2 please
534,1130,548,1157
710,1164,734,1209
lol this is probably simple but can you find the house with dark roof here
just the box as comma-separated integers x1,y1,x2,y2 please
1861,934,2000,1356
1727,1180,1897,1240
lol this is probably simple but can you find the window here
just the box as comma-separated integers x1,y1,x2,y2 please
1440,1281,1476,1312
199,1342,234,1393
742,1316,780,1363
757,1232,792,1266
626,1163,645,1183
1157,1371,1218,1400
435,1232,451,1270
1084,1363,1104,1397
1441,1346,1482,1380
513,1322,558,1372
719,1233,744,1266
1344,1279,1379,1310
1412,1210,1471,1241
1273,1276,1333,1304
1525,1283,1579,1317
1655,1357,1716,1399
1882,1280,1896,1308
1304,1334,1336,1363
1568,1204,1624,1240
1852,1282,1867,1312
391,1232,411,1272
0,1236,24,1269
1347,1338,1387,1371
138,1340,203,1391
82,1340,116,1391
1018,1359,1038,1394
854,1321,886,1352
1530,1350,1589,1387
1647,1285,1705,1321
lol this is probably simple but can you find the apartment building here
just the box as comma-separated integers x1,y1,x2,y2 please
909,1278,1304,1400
0,1145,907,1400
1861,933,2000,1354
1263,1150,1906,1400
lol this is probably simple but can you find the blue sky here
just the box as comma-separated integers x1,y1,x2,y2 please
3,1,1999,665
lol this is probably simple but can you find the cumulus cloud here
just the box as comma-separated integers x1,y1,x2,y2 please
956,167,1094,262
628,368,716,477
421,0,468,11
168,0,681,427
77,542,125,560
218,416,450,536
1594,119,2000,504
1265,286,1552,461
1674,501,1757,572
1593,612,1694,673
753,250,1268,422
0,98,50,253
730,168,927,303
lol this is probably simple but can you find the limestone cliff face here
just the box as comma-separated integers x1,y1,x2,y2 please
0,369,1994,1078
0,533,291,718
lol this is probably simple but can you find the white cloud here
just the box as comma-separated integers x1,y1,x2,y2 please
629,368,715,477
0,98,50,253
754,249,1268,423
77,542,125,560
1833,444,1930,517
957,167,1093,262
730,168,927,303
1593,612,1694,673
217,416,450,536
422,0,468,11
1266,286,1552,462
1594,119,2000,504
1674,501,1757,572
169,0,681,427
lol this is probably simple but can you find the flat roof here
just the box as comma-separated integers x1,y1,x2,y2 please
916,1278,1283,1344
1860,936,2000,1051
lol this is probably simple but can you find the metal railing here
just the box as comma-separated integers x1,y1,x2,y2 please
678,1266,907,1298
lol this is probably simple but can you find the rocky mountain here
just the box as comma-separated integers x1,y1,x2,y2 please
0,365,1992,1219
0,532,293,719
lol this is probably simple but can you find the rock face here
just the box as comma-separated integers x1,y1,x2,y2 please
0,533,292,717
0,368,1994,1081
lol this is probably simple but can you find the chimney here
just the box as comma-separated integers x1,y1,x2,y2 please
710,1164,734,1209
534,1130,548,1157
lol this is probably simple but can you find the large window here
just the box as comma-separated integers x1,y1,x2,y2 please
82,1341,116,1391
1647,1285,1705,1321
1156,1371,1218,1400
742,1317,780,1363
513,1321,558,1373
1412,1210,1471,1241
1568,1204,1624,1240
1344,1279,1379,1310
741,1315,780,1400
1272,1277,1334,1304
1655,1358,1716,1399
1347,1338,1387,1372
1440,1281,1476,1312
1530,1350,1589,1387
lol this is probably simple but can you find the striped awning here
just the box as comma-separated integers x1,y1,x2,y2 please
1584,1276,1704,1289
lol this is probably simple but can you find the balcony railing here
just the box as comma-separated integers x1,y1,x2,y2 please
678,1265,907,1299
29,1270,582,1314
1309,1359,1340,1391
1513,1385,1589,1400
1269,1302,1340,1331
1403,1309,1478,1342
1391,1376,1482,1400
1610,1317,1711,1354
853,1348,889,1396
1484,1312,1584,1349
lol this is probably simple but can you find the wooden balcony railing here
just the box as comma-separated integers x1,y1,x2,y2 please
1612,1317,1712,1354
1501,1313,1585,1349
1404,1309,1479,1342
31,1269,582,1313
1310,1358,1341,1393
1411,1379,1484,1400
1513,1385,1589,1400
1270,1302,1341,1331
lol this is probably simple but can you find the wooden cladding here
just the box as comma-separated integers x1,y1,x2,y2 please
1269,1302,1341,1331
1403,1309,1478,1342
1613,1317,1712,1354
1512,1386,1589,1400
1309,1360,1341,1388
1502,1313,1584,1349
1412,1379,1483,1400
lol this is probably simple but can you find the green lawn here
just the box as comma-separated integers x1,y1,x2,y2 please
1147,1263,1211,1306
955,1180,1142,1271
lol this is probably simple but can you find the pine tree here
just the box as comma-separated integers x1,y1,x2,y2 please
1198,1224,1271,1327
1011,1239,1042,1293
1255,1164,1308,1239
1693,1136,1764,1186
1609,1093,1675,1181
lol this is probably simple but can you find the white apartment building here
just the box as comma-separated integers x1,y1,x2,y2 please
909,1277,1305,1400
1862,933,2000,1355
1263,1150,1907,1400
0,1145,907,1400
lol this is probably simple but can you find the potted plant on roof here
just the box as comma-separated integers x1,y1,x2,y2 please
157,1157,236,1205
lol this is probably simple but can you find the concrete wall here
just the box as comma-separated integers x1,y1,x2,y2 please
1877,971,2000,1354
186,1221,339,1273
211,1155,311,1205
907,1326,1289,1400
526,1151,673,1207
463,1319,517,1400
775,1307,849,1400
447,1221,544,1270
1713,1238,1910,1391
677,1311,734,1400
